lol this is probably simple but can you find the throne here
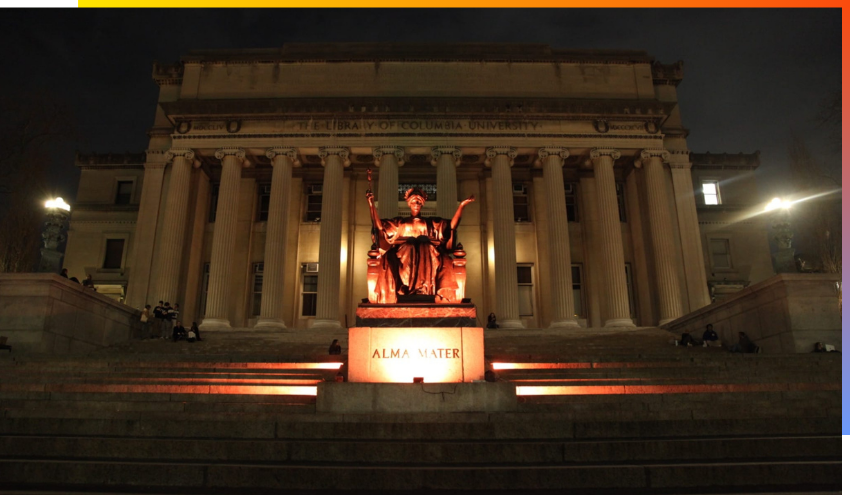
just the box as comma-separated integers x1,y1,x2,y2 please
366,244,468,305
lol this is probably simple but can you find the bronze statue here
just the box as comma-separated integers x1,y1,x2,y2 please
366,182,474,304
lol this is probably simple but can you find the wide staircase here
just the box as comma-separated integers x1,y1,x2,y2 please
0,327,841,494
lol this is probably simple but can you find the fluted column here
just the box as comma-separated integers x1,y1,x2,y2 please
374,147,404,219
431,147,462,219
669,153,711,310
590,148,635,328
125,151,167,309
485,147,524,328
311,147,350,328
256,148,299,329
538,148,580,329
200,148,248,330
152,149,196,305
640,149,683,325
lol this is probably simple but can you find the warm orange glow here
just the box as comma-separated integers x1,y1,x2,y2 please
123,378,321,385
123,362,343,370
492,362,592,370
0,383,318,396
515,382,841,396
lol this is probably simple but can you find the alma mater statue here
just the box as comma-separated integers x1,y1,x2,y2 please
366,186,474,304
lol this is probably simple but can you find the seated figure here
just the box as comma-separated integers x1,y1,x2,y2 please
366,187,474,304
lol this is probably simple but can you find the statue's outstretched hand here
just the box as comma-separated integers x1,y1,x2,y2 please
366,191,375,207
460,195,475,207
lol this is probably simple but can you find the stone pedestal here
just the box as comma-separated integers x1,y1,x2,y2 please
317,382,516,413
356,302,476,327
348,326,484,383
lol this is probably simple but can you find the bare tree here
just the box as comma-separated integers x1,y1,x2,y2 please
0,93,75,273
787,135,841,275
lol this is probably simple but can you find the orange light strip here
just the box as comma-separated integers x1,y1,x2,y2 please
0,383,318,396
516,382,841,396
107,362,344,370
122,378,322,385
492,362,592,370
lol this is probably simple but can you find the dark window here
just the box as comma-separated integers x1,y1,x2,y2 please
517,265,534,316
257,184,271,222
302,271,318,317
209,184,220,223
304,185,322,222
199,263,210,316
115,181,133,205
513,183,530,222
571,265,585,318
616,183,627,223
102,239,125,269
565,183,578,222
251,263,264,316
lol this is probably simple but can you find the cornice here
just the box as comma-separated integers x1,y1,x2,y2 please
692,151,761,170
75,152,146,168
152,61,184,86
652,61,684,87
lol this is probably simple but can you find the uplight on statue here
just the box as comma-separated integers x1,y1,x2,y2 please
349,173,485,383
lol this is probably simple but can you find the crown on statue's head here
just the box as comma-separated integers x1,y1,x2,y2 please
404,187,428,202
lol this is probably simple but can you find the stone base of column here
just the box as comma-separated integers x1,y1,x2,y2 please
199,318,232,331
254,318,287,330
549,319,581,329
310,318,343,329
495,319,525,329
604,318,636,328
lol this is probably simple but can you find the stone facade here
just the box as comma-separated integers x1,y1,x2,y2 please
62,43,774,330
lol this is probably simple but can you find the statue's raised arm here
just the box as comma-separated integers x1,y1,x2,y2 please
450,195,475,230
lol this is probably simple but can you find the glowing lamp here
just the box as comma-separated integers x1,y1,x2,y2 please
45,197,71,212
764,197,791,212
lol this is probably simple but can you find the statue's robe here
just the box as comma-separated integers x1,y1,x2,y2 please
373,216,458,304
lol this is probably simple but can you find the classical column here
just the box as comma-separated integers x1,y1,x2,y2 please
431,147,462,219
578,171,602,327
374,146,405,219
538,148,580,329
200,148,248,330
311,147,350,328
485,146,524,328
152,149,196,305
640,149,683,325
125,151,167,309
256,148,299,329
590,148,635,328
669,152,711,310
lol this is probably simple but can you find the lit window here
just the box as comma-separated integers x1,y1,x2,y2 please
257,184,271,222
565,183,578,222
304,185,322,222
702,181,720,205
301,263,319,317
397,183,437,201
517,265,534,316
102,239,125,269
709,239,732,269
115,181,133,205
251,263,264,316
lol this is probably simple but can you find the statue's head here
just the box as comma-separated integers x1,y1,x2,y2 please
404,187,427,215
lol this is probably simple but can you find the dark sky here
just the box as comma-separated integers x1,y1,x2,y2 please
0,9,840,204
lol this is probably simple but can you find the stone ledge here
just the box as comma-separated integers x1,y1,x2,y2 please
317,382,517,414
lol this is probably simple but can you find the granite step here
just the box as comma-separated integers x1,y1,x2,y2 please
0,458,840,492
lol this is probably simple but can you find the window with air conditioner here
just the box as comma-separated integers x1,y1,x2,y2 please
304,185,322,222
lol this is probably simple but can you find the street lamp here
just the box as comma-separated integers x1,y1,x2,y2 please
764,197,795,273
38,197,71,273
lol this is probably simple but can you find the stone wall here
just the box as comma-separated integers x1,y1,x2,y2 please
662,273,841,353
0,273,142,353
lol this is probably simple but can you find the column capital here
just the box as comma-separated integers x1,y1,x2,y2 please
318,146,351,167
639,148,671,164
535,147,570,166
266,147,301,166
165,148,195,163
372,146,405,166
430,146,462,166
215,147,249,167
145,149,170,166
484,146,517,167
590,147,621,161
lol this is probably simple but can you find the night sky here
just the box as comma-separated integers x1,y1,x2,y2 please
0,8,840,205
